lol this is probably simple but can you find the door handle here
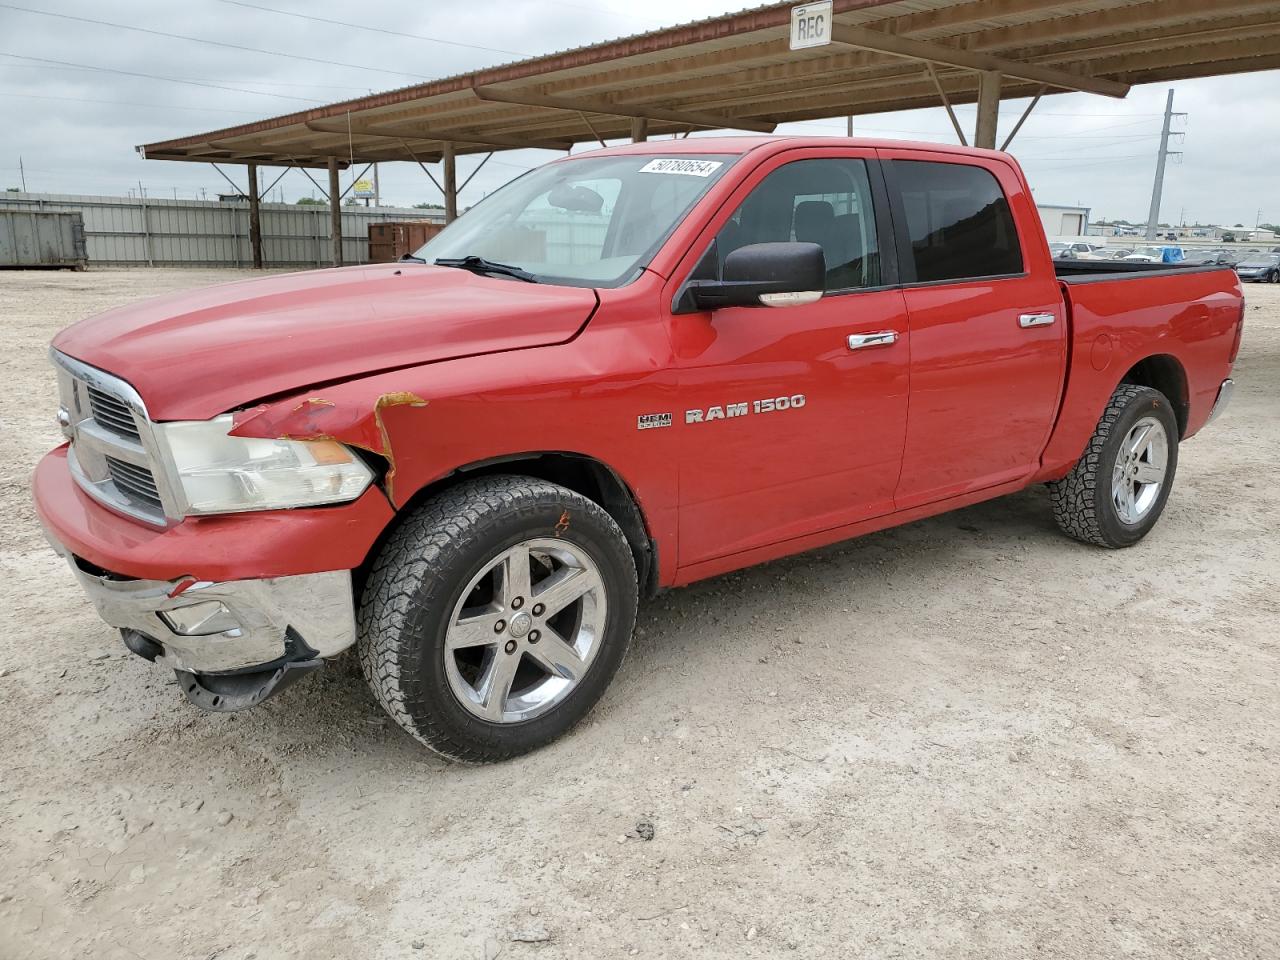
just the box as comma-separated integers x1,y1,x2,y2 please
1019,312,1056,328
847,331,898,351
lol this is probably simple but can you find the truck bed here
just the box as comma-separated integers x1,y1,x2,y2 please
1038,263,1243,483
1054,260,1236,284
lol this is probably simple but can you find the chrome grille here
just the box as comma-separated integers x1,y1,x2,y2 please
87,386,141,440
104,456,163,510
53,350,177,527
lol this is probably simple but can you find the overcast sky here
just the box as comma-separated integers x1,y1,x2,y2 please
1,0,1276,227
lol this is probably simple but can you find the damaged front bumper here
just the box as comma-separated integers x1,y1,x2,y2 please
33,445,388,712
56,548,356,710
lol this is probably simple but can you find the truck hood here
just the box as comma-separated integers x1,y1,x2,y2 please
52,263,598,421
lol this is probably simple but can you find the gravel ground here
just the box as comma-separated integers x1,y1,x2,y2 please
1,267,1277,960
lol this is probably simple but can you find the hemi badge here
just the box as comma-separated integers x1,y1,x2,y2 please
637,413,672,430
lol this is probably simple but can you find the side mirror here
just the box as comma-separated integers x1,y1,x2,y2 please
677,242,825,312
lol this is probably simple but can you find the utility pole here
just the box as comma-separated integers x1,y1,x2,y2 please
1145,89,1185,241
846,115,853,137
18,156,27,191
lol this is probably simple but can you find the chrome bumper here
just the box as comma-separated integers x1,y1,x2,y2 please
1207,378,1235,425
56,550,356,674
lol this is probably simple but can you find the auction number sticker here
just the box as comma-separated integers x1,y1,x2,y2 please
638,158,723,177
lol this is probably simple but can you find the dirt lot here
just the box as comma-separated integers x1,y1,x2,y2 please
1,267,1276,960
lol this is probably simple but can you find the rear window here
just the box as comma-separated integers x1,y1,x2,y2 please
893,160,1023,283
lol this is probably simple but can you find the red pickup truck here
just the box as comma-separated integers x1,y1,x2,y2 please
35,137,1242,761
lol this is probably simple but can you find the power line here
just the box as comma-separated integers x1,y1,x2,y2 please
1017,154,1153,168
216,0,530,58
522,0,669,27
2,62,372,92
0,52,322,102
0,3,432,81
0,92,260,116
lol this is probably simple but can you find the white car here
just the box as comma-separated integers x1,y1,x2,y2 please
1124,245,1186,264
1052,241,1109,260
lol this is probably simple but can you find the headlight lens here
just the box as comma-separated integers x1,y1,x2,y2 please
155,415,374,515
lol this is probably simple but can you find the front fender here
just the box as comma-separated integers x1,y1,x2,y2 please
228,329,682,585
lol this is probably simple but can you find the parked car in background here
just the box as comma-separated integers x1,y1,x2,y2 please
1234,253,1280,283
1185,249,1236,266
1125,245,1186,264
1051,241,1108,260
34,138,1244,761
1071,241,1109,259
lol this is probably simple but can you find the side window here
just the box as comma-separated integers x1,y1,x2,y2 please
714,158,881,291
893,160,1023,283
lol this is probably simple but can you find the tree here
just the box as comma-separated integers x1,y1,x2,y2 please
344,196,360,206
295,196,325,205
413,202,444,210
1261,223,1280,233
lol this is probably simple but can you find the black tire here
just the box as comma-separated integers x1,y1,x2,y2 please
1048,384,1180,548
358,475,638,762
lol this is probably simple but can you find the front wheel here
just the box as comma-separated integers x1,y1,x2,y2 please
1269,270,1280,284
1048,384,1179,548
358,476,638,761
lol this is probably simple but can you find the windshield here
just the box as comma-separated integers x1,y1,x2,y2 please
1239,255,1280,267
414,153,737,287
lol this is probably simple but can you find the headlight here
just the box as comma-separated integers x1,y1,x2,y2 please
154,415,374,515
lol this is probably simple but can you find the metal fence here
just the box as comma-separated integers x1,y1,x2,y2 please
0,192,444,267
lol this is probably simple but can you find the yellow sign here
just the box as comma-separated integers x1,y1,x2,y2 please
352,179,375,198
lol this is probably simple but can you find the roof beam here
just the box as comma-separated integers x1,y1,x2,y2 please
661,13,1280,115
937,0,1279,49
1004,13,1280,65
304,120,572,152
471,85,776,134
739,30,1280,124
140,151,343,169
827,23,1130,97
561,0,1275,105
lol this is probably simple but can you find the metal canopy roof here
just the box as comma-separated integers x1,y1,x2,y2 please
139,0,1280,169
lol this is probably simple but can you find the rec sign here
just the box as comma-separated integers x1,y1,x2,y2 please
789,1,833,50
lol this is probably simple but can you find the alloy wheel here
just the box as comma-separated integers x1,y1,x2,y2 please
444,538,607,724
1112,416,1169,525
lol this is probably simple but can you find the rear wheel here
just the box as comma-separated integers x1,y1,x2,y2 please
1049,384,1179,548
358,476,638,761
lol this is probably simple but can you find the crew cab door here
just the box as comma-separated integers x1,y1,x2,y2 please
666,150,910,567
879,151,1067,509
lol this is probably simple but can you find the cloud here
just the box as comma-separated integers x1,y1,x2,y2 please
1,0,1276,226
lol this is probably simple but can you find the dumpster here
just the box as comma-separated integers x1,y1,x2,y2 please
0,210,88,269
368,220,445,263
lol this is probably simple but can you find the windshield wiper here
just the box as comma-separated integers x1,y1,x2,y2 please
398,253,427,263
434,255,539,283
